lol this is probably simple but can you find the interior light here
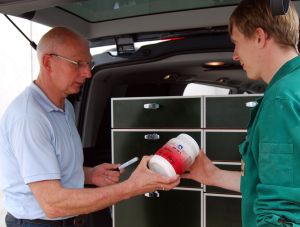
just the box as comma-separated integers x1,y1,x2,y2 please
204,61,225,67
163,74,171,80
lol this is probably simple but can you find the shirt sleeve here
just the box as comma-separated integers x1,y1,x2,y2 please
9,114,61,184
254,97,300,225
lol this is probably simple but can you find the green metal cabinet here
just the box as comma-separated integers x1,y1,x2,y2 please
111,95,261,227
114,190,202,227
205,194,242,227
205,164,241,195
112,130,202,188
112,97,202,129
205,130,246,162
112,97,203,227
205,95,261,129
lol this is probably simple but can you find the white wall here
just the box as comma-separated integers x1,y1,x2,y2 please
0,15,50,226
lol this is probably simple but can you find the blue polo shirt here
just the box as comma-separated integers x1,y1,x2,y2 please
0,82,84,219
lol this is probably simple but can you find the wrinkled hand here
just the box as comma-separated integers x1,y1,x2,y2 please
127,156,180,195
89,163,122,187
181,149,219,185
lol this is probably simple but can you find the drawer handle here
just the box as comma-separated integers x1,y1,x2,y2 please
143,103,160,109
144,133,160,140
144,191,160,198
245,101,258,108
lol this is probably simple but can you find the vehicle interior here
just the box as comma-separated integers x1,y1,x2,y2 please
0,0,297,226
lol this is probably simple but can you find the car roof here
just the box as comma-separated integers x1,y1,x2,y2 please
2,1,300,41
1,0,298,94
0,0,239,40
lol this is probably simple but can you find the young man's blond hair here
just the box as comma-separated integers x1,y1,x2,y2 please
229,0,299,52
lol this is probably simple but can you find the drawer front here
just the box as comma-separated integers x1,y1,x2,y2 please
205,96,261,129
112,130,202,188
114,189,202,227
205,195,242,227
205,131,246,162
112,98,201,128
205,164,241,195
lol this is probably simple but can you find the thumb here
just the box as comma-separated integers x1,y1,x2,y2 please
140,155,151,164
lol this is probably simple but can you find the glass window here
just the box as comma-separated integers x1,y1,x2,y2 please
61,0,240,22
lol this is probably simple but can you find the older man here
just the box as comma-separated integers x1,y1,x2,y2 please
0,27,180,227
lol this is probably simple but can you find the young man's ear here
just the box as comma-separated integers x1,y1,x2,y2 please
255,27,269,48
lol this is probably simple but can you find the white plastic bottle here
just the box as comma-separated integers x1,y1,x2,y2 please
148,133,200,177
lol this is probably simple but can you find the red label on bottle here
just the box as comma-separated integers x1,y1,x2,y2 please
156,143,189,174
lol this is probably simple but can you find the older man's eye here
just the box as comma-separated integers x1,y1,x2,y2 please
77,61,94,69
78,61,95,70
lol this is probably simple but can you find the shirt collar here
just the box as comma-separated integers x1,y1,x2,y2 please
30,82,65,113
266,55,300,91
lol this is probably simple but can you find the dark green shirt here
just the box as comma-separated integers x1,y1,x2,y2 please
240,55,300,227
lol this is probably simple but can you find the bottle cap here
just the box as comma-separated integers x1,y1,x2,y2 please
148,155,176,177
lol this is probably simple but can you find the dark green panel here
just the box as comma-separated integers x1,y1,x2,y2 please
113,131,202,188
205,164,241,195
206,196,242,227
205,96,261,129
114,190,201,227
113,98,201,128
205,131,246,161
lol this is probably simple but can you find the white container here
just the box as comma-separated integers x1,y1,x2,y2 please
148,133,200,177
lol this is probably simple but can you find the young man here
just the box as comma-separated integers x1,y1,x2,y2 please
183,0,300,226
0,27,180,227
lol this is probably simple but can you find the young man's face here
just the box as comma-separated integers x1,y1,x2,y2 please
231,25,261,81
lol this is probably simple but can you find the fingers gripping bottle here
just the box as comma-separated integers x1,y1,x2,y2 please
148,133,200,177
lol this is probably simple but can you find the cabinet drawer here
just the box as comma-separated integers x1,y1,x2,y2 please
113,189,202,227
205,194,241,227
112,130,202,188
205,164,241,195
205,130,246,162
112,97,201,128
205,95,261,129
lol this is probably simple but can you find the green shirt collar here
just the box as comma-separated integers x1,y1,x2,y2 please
266,55,300,91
